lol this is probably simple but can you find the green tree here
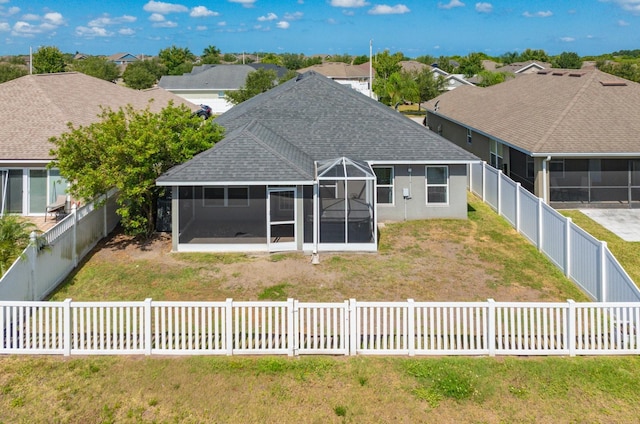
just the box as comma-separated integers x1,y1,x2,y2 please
0,215,37,275
519,48,550,63
279,69,298,84
223,53,238,63
32,46,66,74
433,56,455,73
0,63,28,83
301,56,322,68
553,51,583,69
281,53,304,70
49,103,225,237
259,53,284,66
201,45,221,64
415,69,445,106
458,52,485,77
72,56,120,81
415,55,436,65
372,50,403,80
475,70,513,87
122,58,166,89
158,45,196,75
352,55,369,65
329,54,352,64
226,68,278,104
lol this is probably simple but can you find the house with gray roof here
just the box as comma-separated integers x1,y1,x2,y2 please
158,64,289,115
425,69,640,207
157,71,479,253
0,72,197,218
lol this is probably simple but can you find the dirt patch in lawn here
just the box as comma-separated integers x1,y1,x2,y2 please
68,202,583,303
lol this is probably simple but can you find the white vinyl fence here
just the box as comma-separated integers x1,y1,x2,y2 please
0,191,119,302
470,162,640,303
1,299,639,357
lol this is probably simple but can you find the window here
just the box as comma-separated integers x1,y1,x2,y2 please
466,128,472,144
425,166,448,204
489,139,503,170
203,186,249,207
549,159,565,178
526,157,535,180
373,166,394,204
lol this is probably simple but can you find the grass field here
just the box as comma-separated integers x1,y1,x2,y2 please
4,196,639,423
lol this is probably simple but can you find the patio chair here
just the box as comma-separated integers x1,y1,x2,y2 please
45,195,68,222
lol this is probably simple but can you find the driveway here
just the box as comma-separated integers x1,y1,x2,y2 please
579,209,640,242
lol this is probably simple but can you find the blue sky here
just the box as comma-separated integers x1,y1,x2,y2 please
1,0,639,58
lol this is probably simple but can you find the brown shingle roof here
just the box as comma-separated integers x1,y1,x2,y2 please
0,72,198,161
297,62,370,79
425,69,640,155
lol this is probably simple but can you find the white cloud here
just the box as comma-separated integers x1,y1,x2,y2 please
143,1,188,14
0,6,19,17
258,12,278,21
560,36,575,42
438,0,464,9
119,28,135,35
368,4,410,14
88,15,137,27
602,0,640,14
618,19,630,25
218,21,227,26
229,0,256,8
475,2,492,13
12,21,40,36
330,0,370,7
195,25,207,30
190,6,218,17
75,26,112,37
21,14,40,21
523,10,553,18
284,12,303,20
153,20,178,27
149,13,166,22
276,21,290,29
327,18,337,24
0,22,9,31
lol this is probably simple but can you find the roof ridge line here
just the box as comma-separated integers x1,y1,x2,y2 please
243,120,314,178
532,70,597,152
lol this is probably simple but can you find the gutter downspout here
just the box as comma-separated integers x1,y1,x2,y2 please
542,156,551,204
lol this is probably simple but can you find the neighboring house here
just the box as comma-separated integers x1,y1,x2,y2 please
428,67,474,91
297,62,372,97
494,60,550,75
424,69,640,207
158,64,290,114
399,60,429,73
0,72,198,217
107,52,139,66
156,71,479,253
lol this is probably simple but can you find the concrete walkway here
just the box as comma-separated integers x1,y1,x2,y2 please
579,209,640,242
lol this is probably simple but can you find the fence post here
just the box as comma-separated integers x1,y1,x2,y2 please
349,299,357,356
407,299,415,356
144,298,152,356
225,298,233,356
481,161,486,201
536,198,543,252
287,298,295,357
487,299,496,356
63,298,72,357
600,241,608,302
103,194,108,238
468,163,472,192
564,217,572,278
28,231,38,301
72,203,78,268
497,170,502,216
515,183,521,233
567,300,576,357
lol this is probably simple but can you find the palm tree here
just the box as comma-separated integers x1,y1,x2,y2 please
0,215,37,275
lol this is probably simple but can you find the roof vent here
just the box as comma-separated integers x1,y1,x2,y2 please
537,70,550,75
551,71,566,76
600,81,627,87
568,72,585,77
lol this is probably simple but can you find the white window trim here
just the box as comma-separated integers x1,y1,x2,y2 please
425,165,449,206
203,186,249,207
373,166,394,206
466,128,472,144
490,139,503,170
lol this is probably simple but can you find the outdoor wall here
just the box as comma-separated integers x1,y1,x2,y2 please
377,164,469,221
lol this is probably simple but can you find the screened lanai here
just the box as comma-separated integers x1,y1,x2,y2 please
314,157,377,249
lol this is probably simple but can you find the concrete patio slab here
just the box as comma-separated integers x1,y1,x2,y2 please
579,209,640,242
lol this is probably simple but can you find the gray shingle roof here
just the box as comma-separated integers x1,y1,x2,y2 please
158,71,478,184
0,72,198,161
158,64,289,91
425,69,640,155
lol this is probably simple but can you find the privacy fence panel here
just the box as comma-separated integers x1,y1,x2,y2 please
34,218,75,300
469,161,640,303
0,250,33,301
